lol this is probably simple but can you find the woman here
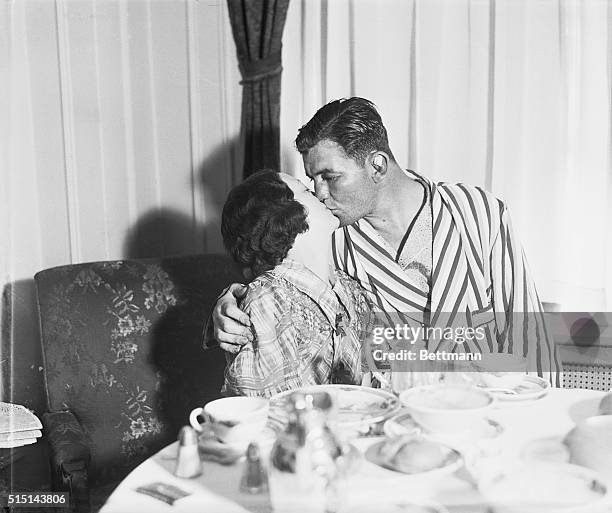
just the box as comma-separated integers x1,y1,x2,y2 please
221,170,372,397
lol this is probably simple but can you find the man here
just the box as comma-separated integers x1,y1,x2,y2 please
212,97,561,385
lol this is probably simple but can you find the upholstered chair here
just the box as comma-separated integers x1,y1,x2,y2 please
35,254,242,512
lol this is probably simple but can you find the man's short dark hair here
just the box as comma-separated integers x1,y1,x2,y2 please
221,170,309,278
295,97,395,164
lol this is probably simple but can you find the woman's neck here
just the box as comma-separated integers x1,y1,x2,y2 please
287,239,334,286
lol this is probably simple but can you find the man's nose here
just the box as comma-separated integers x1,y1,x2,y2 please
314,182,328,201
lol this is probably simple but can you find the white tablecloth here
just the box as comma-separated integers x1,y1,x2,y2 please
100,388,609,513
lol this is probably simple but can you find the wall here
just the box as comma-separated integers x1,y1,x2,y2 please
2,0,242,411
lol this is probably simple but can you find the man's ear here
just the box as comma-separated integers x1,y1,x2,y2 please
368,152,389,183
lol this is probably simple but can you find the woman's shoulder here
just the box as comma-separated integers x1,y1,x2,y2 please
240,270,298,315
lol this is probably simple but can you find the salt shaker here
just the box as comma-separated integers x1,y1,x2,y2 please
174,426,202,478
240,442,268,494
268,391,344,513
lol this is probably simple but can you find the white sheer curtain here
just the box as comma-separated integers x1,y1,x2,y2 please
280,0,611,311
2,0,241,407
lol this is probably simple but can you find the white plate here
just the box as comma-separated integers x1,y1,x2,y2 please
385,411,504,459
383,411,423,438
364,438,463,480
344,499,449,513
385,411,503,440
269,384,400,429
482,375,550,402
481,463,608,512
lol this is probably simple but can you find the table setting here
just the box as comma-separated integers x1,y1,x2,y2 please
100,369,612,513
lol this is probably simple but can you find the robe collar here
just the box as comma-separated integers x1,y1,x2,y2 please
350,169,481,325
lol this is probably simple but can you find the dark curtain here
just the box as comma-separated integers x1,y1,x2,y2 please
227,0,290,178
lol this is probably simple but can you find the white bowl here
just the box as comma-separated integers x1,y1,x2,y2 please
399,384,494,434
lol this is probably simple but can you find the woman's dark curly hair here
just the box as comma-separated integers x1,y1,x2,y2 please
221,170,309,278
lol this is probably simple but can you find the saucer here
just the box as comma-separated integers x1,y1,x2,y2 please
196,424,275,464
482,375,550,402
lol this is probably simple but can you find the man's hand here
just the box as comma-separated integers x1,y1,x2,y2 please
213,283,253,353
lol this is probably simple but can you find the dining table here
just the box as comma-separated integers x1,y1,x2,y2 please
100,387,611,513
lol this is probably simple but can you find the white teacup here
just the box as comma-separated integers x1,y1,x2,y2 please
189,396,269,446
564,415,612,482
599,392,612,415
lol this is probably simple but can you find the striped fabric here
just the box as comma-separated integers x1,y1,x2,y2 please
332,170,561,386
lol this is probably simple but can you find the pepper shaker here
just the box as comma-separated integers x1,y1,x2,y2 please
240,442,268,494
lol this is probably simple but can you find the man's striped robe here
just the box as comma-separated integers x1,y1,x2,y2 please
332,170,561,386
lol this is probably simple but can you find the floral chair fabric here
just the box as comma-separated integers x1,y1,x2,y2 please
35,254,242,504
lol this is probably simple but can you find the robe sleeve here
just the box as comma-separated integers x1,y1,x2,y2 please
489,203,563,386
